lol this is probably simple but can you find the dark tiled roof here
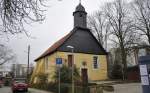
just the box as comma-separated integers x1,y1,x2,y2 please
34,31,72,61
35,27,107,61
75,3,85,12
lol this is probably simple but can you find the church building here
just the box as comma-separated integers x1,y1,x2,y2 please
31,3,108,83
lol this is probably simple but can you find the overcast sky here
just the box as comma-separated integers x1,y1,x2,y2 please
3,0,114,66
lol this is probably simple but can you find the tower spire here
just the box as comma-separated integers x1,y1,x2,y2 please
79,0,81,4
73,1,87,28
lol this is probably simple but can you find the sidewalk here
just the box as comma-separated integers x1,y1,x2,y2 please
103,83,142,93
29,88,53,93
91,80,142,93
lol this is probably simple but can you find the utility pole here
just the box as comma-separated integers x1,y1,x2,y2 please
27,45,30,82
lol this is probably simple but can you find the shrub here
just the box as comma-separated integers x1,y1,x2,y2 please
111,64,123,79
31,73,48,90
53,65,81,83
45,82,69,93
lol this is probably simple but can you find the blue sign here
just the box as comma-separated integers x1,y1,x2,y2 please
56,58,62,65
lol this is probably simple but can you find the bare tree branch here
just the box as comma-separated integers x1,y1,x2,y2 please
0,0,46,36
88,10,110,50
132,0,150,45
104,0,139,80
0,44,15,65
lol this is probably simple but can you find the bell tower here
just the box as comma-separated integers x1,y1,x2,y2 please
73,2,87,28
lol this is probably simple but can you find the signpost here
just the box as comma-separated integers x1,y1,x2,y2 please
56,58,62,93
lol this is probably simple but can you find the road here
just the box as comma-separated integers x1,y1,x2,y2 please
0,87,52,93
0,83,142,93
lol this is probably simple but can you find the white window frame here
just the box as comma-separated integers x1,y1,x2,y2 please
92,55,99,69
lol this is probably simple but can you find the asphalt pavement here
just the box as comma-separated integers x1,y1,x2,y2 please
0,83,142,93
0,87,11,93
0,87,52,93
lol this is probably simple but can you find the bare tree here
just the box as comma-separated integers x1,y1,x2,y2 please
132,0,150,45
0,0,46,36
104,0,139,79
0,44,15,65
88,11,110,50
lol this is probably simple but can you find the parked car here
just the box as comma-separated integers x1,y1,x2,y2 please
11,78,28,93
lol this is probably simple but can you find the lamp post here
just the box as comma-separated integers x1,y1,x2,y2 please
27,45,30,83
67,45,74,93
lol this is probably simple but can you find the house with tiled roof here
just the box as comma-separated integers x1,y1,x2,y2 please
31,3,108,83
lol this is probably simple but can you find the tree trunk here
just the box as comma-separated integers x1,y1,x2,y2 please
120,43,127,80
148,33,150,45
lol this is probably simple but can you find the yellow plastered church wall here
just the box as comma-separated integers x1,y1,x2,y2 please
56,52,108,81
31,53,58,83
88,55,108,80
31,59,45,83
31,51,108,83
45,53,57,82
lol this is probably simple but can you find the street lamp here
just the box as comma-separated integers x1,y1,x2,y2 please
67,45,74,93
27,45,30,83
67,45,74,50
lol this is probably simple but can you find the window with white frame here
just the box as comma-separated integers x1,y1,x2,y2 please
93,56,99,69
